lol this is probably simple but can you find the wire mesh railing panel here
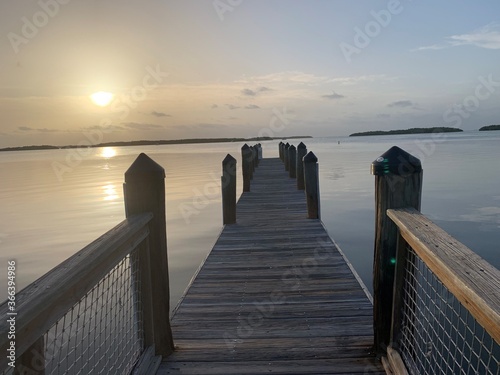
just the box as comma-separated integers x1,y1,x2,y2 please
398,245,500,375
0,249,145,375
47,249,144,375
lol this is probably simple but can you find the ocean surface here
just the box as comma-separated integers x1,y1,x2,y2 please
1,131,499,309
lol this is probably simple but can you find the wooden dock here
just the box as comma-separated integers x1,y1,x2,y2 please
157,158,385,374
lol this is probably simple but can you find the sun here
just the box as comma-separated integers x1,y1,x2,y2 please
90,91,114,107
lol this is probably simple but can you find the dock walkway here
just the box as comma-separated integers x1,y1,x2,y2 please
157,158,385,374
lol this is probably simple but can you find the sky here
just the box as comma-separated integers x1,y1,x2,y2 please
1,0,500,147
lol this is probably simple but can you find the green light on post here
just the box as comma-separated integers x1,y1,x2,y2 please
390,258,396,265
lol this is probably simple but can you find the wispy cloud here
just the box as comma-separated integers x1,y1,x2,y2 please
226,104,240,110
211,104,218,109
122,122,164,130
387,100,413,108
150,111,170,117
245,104,260,109
241,86,271,96
414,23,500,51
18,126,58,133
321,91,345,100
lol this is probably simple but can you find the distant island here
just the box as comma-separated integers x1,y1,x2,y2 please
479,125,500,131
0,136,312,152
349,127,463,137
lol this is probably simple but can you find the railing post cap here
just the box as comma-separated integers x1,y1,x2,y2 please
125,153,165,178
242,143,249,150
222,154,236,165
289,144,296,150
303,151,318,163
371,146,422,176
297,142,306,149
279,141,283,145
285,142,290,147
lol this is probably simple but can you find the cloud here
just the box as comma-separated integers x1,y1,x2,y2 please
377,113,391,118
322,91,345,100
241,88,256,96
459,207,500,228
150,111,170,117
387,100,413,108
238,71,393,86
121,122,164,130
211,104,218,109
241,86,271,96
18,126,58,133
245,104,260,109
226,104,240,110
414,23,500,51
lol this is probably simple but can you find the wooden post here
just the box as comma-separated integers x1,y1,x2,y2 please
284,143,290,171
278,142,283,161
249,146,255,178
253,145,259,167
303,151,320,219
257,143,262,161
296,142,307,190
222,154,237,225
288,145,297,178
124,153,174,356
241,144,251,192
371,146,422,354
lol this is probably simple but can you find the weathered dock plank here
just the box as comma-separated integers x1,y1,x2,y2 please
157,158,384,374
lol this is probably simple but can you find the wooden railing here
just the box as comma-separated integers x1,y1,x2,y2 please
0,153,174,374
372,146,500,374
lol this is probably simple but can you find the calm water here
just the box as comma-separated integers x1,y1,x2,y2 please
0,132,499,308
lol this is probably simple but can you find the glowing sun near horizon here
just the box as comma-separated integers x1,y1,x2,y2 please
90,91,114,107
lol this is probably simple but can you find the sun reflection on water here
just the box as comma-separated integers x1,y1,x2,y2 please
100,147,116,159
102,184,118,201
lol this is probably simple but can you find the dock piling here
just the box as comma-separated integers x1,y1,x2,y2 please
303,151,320,219
222,154,237,225
124,153,174,356
284,143,290,171
288,145,297,178
296,142,307,190
241,144,251,192
371,146,422,354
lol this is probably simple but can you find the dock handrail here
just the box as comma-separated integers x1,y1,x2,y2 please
386,207,500,374
0,153,174,374
0,213,153,373
371,146,500,374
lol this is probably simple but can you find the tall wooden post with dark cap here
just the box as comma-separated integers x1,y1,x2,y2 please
303,151,320,219
123,153,174,356
222,154,237,225
241,144,251,192
296,142,307,190
288,145,297,178
284,143,290,171
278,142,283,161
371,146,422,354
